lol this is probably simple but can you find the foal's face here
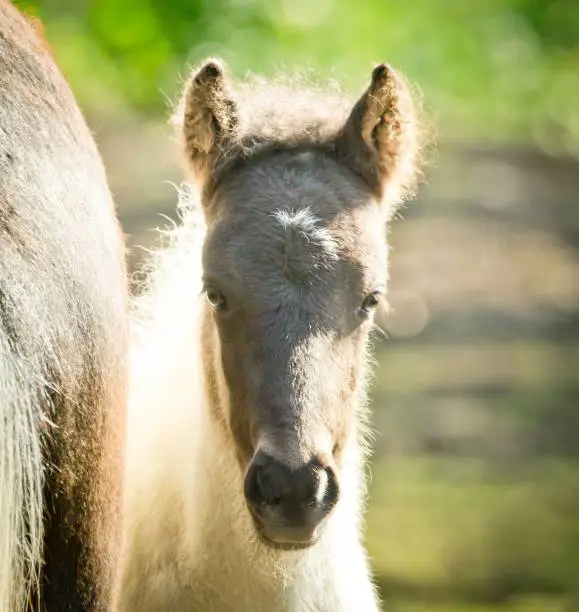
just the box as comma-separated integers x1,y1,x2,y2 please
180,58,418,548
201,151,388,547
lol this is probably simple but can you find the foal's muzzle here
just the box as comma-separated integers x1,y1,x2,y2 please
243,451,339,549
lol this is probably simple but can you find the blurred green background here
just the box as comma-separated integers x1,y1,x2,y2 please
15,0,579,610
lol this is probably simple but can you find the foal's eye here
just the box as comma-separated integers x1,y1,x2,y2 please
360,291,382,315
205,287,227,311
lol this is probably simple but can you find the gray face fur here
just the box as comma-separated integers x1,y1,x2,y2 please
179,59,420,546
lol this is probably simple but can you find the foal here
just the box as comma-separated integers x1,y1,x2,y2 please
0,2,129,609
119,59,420,611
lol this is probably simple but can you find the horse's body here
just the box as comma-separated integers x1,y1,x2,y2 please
0,2,129,609
119,60,421,612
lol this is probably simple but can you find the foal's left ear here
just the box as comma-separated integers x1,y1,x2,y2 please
178,59,240,189
335,64,420,208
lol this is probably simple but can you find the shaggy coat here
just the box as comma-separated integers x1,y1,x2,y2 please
118,59,421,611
0,2,129,609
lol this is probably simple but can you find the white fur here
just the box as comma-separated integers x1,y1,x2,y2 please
0,336,44,612
274,206,339,262
118,184,381,612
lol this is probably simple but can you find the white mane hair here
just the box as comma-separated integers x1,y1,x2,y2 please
118,183,380,612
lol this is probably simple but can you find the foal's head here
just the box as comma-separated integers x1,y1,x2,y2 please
178,60,420,549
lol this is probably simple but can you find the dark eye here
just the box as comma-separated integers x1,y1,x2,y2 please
360,291,382,315
205,287,227,311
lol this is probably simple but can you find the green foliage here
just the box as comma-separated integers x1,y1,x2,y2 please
13,0,579,153
367,456,579,610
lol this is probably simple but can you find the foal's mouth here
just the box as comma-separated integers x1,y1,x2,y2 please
257,530,320,551
247,505,329,551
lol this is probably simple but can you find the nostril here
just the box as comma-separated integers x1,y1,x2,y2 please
322,465,339,508
244,463,262,509
255,465,281,506
244,461,284,509
300,465,324,506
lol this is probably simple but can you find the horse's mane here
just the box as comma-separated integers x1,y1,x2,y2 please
235,71,352,147
129,182,205,335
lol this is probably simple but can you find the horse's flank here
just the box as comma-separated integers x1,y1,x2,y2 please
0,1,129,609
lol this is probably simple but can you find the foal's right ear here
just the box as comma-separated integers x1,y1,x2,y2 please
178,59,240,189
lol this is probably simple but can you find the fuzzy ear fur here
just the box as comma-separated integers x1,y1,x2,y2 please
178,60,420,209
334,63,419,206
179,59,240,190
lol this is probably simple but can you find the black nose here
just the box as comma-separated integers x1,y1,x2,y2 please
243,451,339,547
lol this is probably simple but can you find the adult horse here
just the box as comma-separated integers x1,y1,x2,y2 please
118,59,421,611
0,1,129,609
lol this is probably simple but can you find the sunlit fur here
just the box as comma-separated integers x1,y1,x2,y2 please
0,338,43,612
0,1,129,609
120,188,378,612
119,61,422,612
